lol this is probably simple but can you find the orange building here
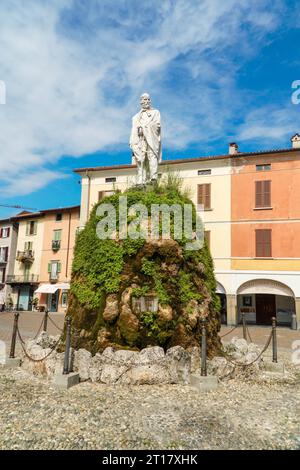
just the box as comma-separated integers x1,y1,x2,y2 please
35,206,80,312
230,135,300,326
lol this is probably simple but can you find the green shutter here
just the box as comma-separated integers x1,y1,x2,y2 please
26,222,30,236
48,263,51,273
57,262,61,273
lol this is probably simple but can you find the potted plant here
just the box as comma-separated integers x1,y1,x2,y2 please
32,297,39,311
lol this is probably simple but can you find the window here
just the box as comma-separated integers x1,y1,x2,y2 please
0,247,8,263
255,229,272,257
0,227,10,238
256,164,271,171
105,177,116,183
0,267,5,283
26,220,37,236
98,190,115,201
61,290,68,308
56,213,63,222
242,296,252,307
24,241,33,251
198,169,211,175
197,184,211,210
255,180,271,208
48,261,61,280
53,230,62,241
204,231,210,249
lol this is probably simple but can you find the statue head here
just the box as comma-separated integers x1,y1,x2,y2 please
140,93,151,110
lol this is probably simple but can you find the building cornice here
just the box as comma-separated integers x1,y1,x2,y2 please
73,148,300,174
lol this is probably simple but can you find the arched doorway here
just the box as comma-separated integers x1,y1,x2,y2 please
237,279,295,326
216,282,227,324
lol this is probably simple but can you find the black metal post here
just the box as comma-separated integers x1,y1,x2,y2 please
43,309,48,332
63,316,71,375
9,312,19,359
242,312,247,340
200,319,207,377
272,316,278,363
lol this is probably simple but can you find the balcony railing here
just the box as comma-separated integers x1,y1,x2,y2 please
49,273,59,282
16,250,35,263
6,274,39,283
52,240,61,251
0,257,7,264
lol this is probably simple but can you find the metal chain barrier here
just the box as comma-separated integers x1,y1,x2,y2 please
220,324,240,339
33,317,45,340
218,328,273,368
245,323,253,343
47,315,64,332
17,325,63,363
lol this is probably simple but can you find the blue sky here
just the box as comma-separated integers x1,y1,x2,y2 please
0,0,299,218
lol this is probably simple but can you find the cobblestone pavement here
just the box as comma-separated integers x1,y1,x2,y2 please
0,313,299,450
0,366,299,450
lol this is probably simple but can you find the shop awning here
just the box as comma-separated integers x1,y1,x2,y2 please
35,284,59,294
56,283,70,290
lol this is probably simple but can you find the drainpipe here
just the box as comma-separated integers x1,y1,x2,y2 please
66,210,71,278
85,170,91,226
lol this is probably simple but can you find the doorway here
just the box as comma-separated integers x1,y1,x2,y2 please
255,294,276,325
47,291,58,312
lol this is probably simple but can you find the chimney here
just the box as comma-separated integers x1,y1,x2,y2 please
291,134,300,149
229,142,239,155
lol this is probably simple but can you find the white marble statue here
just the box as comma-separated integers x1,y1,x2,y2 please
130,93,162,185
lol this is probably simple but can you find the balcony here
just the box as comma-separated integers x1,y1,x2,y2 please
49,273,59,282
6,274,39,284
0,257,7,265
16,250,35,263
52,240,61,251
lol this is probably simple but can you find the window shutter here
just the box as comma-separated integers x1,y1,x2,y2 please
263,180,271,207
204,231,210,249
205,184,211,210
197,185,203,206
4,247,8,262
48,263,51,273
34,222,37,235
256,180,271,208
6,227,10,238
26,222,30,236
98,191,104,202
255,181,262,208
0,229,2,238
197,184,211,209
57,262,61,273
256,229,272,257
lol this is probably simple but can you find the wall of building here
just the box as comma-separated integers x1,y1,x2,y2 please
39,209,80,283
231,152,300,270
13,217,44,279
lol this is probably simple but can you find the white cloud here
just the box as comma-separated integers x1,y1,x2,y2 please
0,0,285,195
236,104,299,144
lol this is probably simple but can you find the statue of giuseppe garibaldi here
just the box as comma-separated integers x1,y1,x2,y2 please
130,93,162,185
